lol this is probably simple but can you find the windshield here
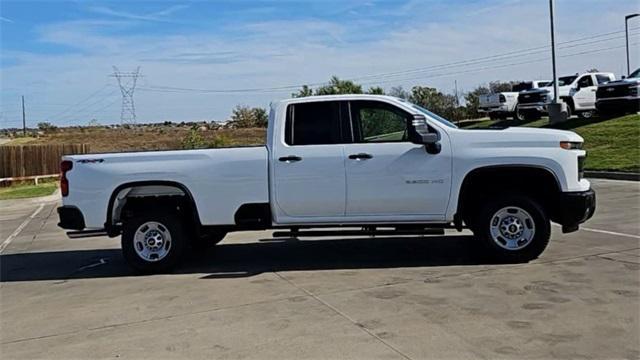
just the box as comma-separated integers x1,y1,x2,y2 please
629,68,640,79
410,104,458,129
512,82,532,92
547,75,578,87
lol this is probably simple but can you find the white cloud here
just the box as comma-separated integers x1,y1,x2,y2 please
88,4,189,22
0,16,14,23
1,0,638,127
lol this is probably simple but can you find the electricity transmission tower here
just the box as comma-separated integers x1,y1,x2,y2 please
111,66,141,124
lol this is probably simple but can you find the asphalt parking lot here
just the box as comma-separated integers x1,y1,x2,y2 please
1,179,638,359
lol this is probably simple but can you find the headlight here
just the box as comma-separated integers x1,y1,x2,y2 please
629,83,639,96
560,141,583,150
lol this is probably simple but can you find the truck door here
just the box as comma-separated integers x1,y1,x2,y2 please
342,100,451,219
573,75,597,109
272,100,347,219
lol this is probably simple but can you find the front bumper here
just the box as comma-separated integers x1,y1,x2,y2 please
57,206,86,230
596,97,640,113
518,102,547,113
556,189,596,233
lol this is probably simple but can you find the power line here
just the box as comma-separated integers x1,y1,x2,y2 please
56,89,119,123
138,27,639,95
48,84,113,120
138,40,637,95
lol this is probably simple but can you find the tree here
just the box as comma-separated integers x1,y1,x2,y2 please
409,86,460,120
388,86,410,99
292,85,313,98
293,76,363,97
315,76,363,95
366,86,385,95
37,122,57,133
489,81,513,93
229,105,268,128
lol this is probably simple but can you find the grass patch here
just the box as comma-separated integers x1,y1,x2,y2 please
461,114,640,172
0,182,58,200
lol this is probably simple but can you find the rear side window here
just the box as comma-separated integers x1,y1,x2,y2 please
596,74,612,84
285,101,342,146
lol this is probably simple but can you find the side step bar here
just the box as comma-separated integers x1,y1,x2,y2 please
66,229,108,238
272,228,445,238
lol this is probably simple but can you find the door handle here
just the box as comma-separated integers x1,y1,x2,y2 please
279,155,302,162
348,153,373,160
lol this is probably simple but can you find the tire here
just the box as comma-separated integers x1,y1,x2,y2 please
578,110,594,119
488,113,497,120
513,106,525,121
121,213,188,273
565,104,572,119
471,195,550,263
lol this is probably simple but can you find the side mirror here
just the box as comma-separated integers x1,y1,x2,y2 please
622,75,627,79
409,114,441,154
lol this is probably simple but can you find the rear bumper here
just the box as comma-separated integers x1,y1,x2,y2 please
556,189,596,233
57,206,86,230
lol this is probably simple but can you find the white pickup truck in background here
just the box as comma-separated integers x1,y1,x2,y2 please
518,72,616,120
479,80,550,121
58,95,596,273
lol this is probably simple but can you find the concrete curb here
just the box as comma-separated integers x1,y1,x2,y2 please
585,171,640,181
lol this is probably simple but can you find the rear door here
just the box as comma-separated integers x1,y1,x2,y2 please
342,100,451,219
272,100,348,219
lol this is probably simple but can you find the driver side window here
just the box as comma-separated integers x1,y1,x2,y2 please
577,76,594,88
350,101,410,143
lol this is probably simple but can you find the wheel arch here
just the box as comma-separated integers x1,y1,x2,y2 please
105,180,201,235
455,165,562,225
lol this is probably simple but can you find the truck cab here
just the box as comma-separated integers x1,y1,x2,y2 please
58,95,596,273
518,72,615,120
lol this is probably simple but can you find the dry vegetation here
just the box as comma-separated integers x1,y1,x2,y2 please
7,126,267,153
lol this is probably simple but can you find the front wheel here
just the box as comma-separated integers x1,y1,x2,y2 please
578,110,594,119
122,213,188,273
472,195,550,262
513,105,525,121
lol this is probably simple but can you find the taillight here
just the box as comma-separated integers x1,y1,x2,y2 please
60,160,73,197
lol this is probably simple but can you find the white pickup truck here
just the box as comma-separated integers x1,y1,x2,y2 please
518,72,615,120
478,81,550,121
58,95,596,272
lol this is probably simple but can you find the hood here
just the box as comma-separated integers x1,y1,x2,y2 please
502,126,583,141
458,126,584,148
598,78,640,87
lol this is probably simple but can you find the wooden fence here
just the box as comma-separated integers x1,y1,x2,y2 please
0,144,90,178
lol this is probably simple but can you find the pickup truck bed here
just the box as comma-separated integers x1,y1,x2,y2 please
64,147,268,228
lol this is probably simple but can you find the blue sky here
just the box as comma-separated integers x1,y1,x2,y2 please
1,0,639,127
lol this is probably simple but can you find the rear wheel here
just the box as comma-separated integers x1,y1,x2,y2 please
122,213,188,273
472,195,550,262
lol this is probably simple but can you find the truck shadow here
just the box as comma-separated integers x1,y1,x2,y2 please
1,235,511,282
